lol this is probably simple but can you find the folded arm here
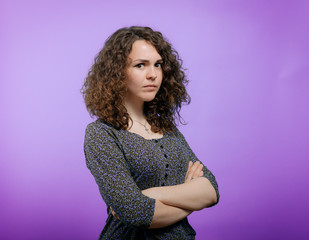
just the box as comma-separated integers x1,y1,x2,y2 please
111,161,206,228
143,176,217,211
148,200,192,228
145,161,217,228
111,199,192,229
143,161,218,211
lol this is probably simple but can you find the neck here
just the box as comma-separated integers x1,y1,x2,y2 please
124,96,145,122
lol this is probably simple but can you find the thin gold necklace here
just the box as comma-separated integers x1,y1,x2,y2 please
133,119,151,134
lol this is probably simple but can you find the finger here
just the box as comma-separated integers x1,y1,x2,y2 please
110,207,119,220
193,163,204,179
191,162,202,178
186,161,192,173
185,161,193,182
187,161,200,181
113,211,119,220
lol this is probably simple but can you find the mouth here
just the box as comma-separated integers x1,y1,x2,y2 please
143,84,157,90
144,84,156,88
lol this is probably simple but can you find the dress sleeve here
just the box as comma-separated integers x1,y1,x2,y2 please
84,123,155,228
175,128,220,206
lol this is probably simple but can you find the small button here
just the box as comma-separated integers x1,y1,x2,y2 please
165,173,168,178
160,145,164,149
164,154,168,158
166,163,169,168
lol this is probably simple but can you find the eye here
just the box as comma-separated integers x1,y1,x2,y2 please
135,63,145,68
155,62,162,68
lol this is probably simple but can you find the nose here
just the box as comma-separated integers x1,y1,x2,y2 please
146,66,157,80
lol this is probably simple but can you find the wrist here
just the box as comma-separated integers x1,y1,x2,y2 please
142,187,161,200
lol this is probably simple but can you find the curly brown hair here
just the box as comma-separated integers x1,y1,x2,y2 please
81,26,190,133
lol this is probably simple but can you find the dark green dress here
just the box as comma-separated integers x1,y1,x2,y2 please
84,119,219,239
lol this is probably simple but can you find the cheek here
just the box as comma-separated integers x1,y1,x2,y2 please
158,70,163,81
126,74,139,87
128,71,143,83
158,73,163,85
127,81,138,92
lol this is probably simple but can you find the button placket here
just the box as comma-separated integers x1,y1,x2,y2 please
157,142,169,187
162,151,169,185
165,162,169,178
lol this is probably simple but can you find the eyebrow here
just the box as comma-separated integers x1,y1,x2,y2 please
132,59,163,63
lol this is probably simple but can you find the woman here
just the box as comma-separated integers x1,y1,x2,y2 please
82,26,219,239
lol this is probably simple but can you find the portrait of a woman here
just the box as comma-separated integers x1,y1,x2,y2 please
81,26,219,239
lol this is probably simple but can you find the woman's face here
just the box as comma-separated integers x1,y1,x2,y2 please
125,40,163,104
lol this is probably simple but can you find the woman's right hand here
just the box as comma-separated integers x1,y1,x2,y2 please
185,161,204,183
110,207,120,220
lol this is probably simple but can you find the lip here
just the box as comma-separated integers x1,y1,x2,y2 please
143,85,157,92
143,85,157,91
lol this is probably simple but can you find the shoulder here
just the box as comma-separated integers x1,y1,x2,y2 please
85,119,116,134
85,119,119,141
167,125,192,148
169,124,184,139
84,120,125,158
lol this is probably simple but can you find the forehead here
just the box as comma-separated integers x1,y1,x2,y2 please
128,40,161,60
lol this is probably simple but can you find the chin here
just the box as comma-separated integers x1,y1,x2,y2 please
144,97,156,102
141,93,157,102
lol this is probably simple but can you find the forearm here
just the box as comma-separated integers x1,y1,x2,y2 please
148,200,192,229
143,177,217,211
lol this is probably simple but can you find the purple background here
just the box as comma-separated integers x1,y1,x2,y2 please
1,0,309,239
